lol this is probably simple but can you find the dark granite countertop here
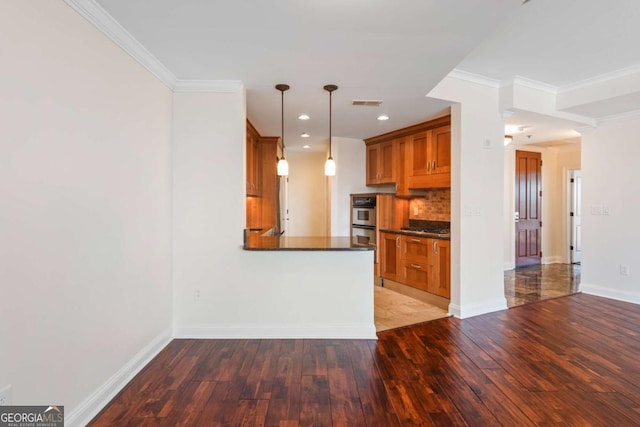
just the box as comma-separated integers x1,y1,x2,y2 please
243,236,376,251
379,228,450,240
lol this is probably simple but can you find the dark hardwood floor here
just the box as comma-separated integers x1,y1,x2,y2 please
89,294,640,426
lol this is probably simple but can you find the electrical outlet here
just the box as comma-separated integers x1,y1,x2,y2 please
620,265,631,276
0,385,12,406
194,289,201,301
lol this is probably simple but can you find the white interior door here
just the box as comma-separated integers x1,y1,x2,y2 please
570,170,582,263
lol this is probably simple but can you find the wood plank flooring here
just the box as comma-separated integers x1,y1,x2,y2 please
89,294,640,426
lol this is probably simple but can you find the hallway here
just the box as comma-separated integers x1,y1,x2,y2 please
505,263,581,308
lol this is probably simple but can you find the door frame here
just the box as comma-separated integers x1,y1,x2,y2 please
566,168,582,264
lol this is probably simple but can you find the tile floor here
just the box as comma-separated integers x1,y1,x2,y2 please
374,286,449,332
374,263,581,332
505,263,581,308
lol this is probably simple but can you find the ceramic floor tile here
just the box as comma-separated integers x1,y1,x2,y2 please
374,286,449,332
504,263,580,308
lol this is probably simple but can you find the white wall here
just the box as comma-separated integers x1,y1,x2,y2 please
580,116,640,303
503,143,581,268
172,92,375,339
286,151,329,236
429,77,507,318
0,0,172,419
330,137,380,236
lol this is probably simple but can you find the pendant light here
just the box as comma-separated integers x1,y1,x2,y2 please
324,84,338,176
276,84,290,176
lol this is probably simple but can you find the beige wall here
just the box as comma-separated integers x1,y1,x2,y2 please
286,151,329,236
0,0,173,418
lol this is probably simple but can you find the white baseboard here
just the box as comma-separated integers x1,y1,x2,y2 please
174,323,377,340
580,283,640,305
449,297,508,319
66,328,173,427
504,262,515,271
542,256,563,265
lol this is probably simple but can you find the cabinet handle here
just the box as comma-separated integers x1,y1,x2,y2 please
396,236,400,247
411,238,421,242
433,241,438,254
432,160,436,170
395,184,398,192
411,264,421,269
427,162,430,172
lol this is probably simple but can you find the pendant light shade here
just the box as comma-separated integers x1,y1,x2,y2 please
276,84,290,176
324,84,338,176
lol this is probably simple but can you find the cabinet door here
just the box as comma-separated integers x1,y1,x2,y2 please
400,259,432,292
410,131,429,177
246,133,259,196
366,144,380,185
395,137,410,196
430,125,451,174
380,233,400,281
431,239,450,298
379,140,395,183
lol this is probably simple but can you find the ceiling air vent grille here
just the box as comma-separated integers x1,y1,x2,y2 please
352,100,383,107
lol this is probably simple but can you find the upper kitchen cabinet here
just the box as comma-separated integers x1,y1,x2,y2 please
246,121,261,197
408,124,451,189
366,140,396,185
364,115,451,193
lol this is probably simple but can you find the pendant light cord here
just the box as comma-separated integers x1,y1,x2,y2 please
329,89,332,158
281,89,285,152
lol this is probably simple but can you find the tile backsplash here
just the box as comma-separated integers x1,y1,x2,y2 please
409,189,451,221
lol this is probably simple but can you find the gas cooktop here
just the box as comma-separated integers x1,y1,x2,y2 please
400,227,450,237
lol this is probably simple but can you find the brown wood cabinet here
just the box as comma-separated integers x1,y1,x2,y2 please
364,116,451,194
245,120,280,231
432,239,450,298
366,140,395,185
408,125,451,189
379,232,400,282
380,231,450,299
246,121,260,197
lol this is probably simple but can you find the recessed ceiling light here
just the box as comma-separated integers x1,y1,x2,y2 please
298,114,310,120
377,115,389,121
303,145,310,149
301,132,310,138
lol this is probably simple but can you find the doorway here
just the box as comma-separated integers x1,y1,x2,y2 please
515,150,542,267
569,169,582,264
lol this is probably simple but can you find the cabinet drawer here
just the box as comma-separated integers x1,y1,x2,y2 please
400,260,432,292
401,235,433,264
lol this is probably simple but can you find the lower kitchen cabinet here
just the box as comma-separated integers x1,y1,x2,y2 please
381,232,450,299
380,232,400,282
431,239,450,298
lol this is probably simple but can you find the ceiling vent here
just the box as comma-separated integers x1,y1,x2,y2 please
352,100,383,107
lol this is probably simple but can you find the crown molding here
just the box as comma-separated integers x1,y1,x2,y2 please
504,76,558,94
447,69,501,88
64,0,242,94
559,64,640,94
174,79,243,93
64,0,177,89
596,108,640,126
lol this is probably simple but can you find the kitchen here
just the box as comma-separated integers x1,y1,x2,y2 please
245,96,452,331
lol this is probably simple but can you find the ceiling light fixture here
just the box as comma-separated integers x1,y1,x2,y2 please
504,135,513,146
276,84,290,176
298,114,310,120
324,84,338,176
377,115,389,121
303,145,310,149
301,132,310,138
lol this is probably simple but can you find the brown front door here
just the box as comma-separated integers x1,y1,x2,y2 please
515,150,542,267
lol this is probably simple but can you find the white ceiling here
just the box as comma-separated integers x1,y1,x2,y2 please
91,0,640,150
